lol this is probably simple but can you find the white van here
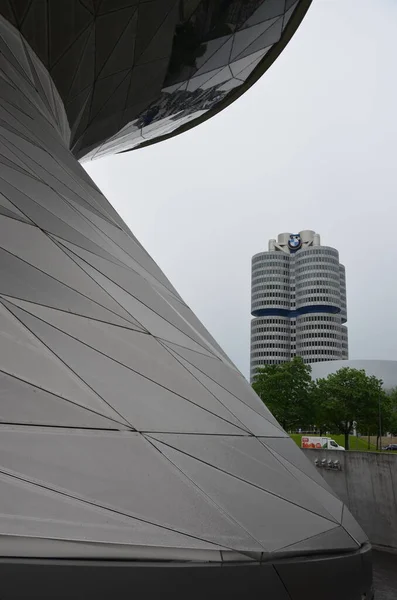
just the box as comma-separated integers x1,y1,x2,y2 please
301,436,345,451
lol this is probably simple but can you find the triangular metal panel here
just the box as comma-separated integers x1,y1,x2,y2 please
0,428,259,551
163,341,283,424
0,203,30,222
260,439,344,523
147,434,341,522
187,67,224,92
341,506,368,545
0,370,127,429
230,48,270,77
0,216,142,324
0,165,127,257
59,248,220,356
1,8,35,79
194,37,233,77
134,0,178,59
0,251,135,330
159,293,235,364
236,49,271,81
231,19,278,61
3,299,248,429
89,70,131,122
48,0,93,68
242,3,285,29
97,1,140,15
0,191,32,222
51,25,94,100
200,66,233,91
0,469,227,555
19,1,49,67
0,132,47,180
0,301,124,423
135,2,178,66
259,437,339,491
149,441,339,553
100,9,138,77
67,26,96,100
275,525,358,555
57,223,183,304
159,346,285,436
283,1,299,28
5,303,247,434
233,18,283,62
94,9,135,76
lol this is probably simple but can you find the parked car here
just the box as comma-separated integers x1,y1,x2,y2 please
382,444,397,451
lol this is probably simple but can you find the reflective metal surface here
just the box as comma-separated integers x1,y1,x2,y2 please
0,1,312,158
0,2,373,598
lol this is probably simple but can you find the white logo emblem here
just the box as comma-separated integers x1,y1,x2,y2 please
288,234,301,251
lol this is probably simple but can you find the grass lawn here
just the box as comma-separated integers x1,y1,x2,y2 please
290,433,378,452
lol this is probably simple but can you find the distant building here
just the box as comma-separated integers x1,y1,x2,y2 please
311,360,397,391
251,230,348,380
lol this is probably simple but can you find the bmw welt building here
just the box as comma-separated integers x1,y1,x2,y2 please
0,2,372,599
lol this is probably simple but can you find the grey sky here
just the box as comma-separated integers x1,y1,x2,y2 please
85,0,396,379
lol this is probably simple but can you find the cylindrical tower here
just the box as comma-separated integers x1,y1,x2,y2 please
251,252,291,314
295,246,342,363
251,251,291,379
251,232,349,377
341,325,349,360
339,264,348,324
295,246,341,313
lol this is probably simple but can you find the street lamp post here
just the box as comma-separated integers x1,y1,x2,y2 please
379,395,382,452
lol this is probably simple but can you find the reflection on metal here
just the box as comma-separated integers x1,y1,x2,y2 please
0,2,372,598
0,0,313,159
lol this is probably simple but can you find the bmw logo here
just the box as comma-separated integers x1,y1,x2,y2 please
288,234,302,251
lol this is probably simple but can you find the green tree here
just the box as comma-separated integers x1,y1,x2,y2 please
370,389,397,449
310,380,329,436
386,388,397,436
252,357,314,431
359,388,390,450
314,368,384,450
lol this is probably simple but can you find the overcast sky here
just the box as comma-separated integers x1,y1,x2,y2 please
85,0,397,380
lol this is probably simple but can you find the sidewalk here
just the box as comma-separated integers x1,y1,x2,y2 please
373,550,397,599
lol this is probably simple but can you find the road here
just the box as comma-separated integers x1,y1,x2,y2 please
373,550,397,599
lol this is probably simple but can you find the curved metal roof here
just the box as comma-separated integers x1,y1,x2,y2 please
1,0,312,159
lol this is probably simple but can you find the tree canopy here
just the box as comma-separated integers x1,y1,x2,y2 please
313,367,385,450
252,357,314,431
383,387,397,437
252,361,387,450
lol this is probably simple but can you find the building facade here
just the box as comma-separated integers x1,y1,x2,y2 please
251,230,348,379
0,4,372,599
311,360,397,391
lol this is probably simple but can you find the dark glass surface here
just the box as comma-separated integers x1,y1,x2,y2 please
1,1,311,158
